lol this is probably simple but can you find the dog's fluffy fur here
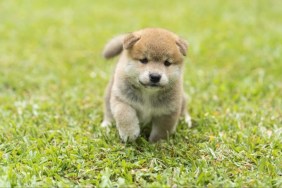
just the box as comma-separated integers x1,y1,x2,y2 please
101,28,191,142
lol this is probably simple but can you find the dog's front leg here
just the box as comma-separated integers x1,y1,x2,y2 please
149,112,179,142
111,101,140,142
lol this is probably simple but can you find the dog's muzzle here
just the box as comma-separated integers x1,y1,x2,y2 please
149,73,161,83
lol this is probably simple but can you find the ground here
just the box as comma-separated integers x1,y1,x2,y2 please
0,0,281,187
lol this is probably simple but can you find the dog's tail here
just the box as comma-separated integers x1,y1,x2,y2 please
102,35,126,59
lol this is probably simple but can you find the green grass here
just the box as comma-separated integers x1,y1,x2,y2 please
1,0,282,187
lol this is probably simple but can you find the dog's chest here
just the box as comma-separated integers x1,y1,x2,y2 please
119,82,176,124
134,94,169,124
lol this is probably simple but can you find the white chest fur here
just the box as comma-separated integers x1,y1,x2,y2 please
131,91,171,124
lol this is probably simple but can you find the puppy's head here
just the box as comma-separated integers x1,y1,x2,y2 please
122,28,188,90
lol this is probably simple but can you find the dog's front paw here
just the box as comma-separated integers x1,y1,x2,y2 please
118,127,140,142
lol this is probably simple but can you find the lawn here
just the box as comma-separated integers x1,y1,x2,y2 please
0,0,282,187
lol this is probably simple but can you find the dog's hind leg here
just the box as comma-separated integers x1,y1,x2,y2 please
181,94,192,128
149,112,179,142
101,77,114,128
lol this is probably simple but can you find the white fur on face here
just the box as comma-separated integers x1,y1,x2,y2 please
138,70,168,87
169,65,182,82
123,57,181,88
124,59,139,77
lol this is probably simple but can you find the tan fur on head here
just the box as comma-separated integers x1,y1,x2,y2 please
103,29,188,59
101,28,192,143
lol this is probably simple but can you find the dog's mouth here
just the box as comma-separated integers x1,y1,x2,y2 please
139,81,162,88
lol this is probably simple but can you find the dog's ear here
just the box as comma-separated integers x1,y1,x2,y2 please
123,33,141,49
176,38,188,56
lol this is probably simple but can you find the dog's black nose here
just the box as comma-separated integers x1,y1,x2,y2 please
149,73,161,83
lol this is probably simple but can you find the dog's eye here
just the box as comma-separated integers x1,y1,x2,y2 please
164,60,172,67
139,58,148,64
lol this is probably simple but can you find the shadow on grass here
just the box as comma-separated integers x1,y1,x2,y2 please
95,116,212,158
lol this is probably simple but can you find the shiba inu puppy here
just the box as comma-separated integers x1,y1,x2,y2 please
101,28,192,142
